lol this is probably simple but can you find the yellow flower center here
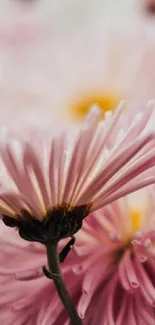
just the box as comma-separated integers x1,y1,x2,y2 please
69,92,121,120
130,209,142,233
119,207,145,243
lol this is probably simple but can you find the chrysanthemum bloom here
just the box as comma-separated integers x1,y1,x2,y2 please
1,103,155,324
1,103,155,243
1,3,155,125
2,188,155,325
54,188,155,325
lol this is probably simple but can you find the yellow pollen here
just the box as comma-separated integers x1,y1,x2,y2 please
130,209,142,232
70,92,121,120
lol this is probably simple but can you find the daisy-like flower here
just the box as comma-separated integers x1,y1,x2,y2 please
1,103,155,324
1,103,155,244
54,188,155,325
1,2,155,126
2,188,155,325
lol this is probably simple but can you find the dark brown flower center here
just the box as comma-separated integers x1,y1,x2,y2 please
2,205,90,244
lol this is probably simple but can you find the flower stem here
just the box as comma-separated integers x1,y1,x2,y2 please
46,242,83,325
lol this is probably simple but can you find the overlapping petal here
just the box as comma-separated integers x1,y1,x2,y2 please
0,103,154,221
1,189,155,324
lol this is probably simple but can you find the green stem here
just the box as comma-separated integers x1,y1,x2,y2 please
46,242,83,325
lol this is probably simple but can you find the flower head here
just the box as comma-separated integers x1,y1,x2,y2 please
2,188,155,324
0,103,155,323
67,188,155,324
1,103,155,245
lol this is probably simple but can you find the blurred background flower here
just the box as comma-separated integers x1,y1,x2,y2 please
0,0,155,127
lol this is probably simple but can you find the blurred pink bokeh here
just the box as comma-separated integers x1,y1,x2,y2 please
0,1,155,127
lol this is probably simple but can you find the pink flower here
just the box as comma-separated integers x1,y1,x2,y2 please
61,188,155,325
65,189,155,325
1,190,155,324
0,103,155,242
0,103,155,324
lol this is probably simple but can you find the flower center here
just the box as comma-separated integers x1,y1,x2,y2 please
130,209,142,233
69,92,121,120
2,205,90,244
111,209,144,263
